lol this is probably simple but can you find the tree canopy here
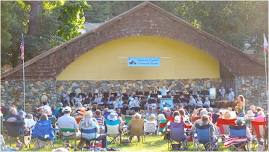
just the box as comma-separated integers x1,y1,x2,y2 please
1,1,268,72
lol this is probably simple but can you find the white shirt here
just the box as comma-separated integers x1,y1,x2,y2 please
203,99,210,107
24,118,36,129
189,97,196,106
114,100,123,109
227,91,235,102
129,99,140,108
159,88,169,96
196,99,203,107
57,114,78,130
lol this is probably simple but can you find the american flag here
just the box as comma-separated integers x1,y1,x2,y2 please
20,34,24,60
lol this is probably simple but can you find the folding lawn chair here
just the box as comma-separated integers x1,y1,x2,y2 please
59,128,77,149
105,119,121,144
129,119,145,143
224,125,250,151
167,122,187,151
193,124,218,151
251,120,267,151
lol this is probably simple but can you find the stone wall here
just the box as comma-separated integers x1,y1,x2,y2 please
1,79,221,111
235,76,267,108
2,77,266,112
1,80,57,111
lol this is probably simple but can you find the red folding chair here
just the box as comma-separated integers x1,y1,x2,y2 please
216,118,236,135
251,120,267,140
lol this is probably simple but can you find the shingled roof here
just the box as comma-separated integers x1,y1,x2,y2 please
1,2,265,80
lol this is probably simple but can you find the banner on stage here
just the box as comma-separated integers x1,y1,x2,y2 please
160,98,174,110
128,57,160,67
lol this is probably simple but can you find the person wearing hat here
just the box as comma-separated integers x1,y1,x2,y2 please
57,106,78,137
78,111,107,149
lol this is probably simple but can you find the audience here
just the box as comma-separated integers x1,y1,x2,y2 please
1,86,267,151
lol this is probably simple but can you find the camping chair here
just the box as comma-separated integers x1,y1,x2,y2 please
158,119,167,134
3,120,25,149
251,120,267,150
193,124,218,151
31,120,55,149
144,121,157,135
216,118,236,139
79,128,99,150
167,122,187,151
105,119,121,144
123,115,132,125
129,119,145,143
59,128,77,149
224,125,250,151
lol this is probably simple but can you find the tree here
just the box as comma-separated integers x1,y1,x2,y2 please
57,1,90,41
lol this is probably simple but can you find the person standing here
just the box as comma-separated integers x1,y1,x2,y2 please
227,88,235,102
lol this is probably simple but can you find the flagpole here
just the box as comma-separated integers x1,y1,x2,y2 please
23,58,26,111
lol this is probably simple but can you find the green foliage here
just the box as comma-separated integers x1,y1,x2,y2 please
85,1,140,22
1,1,27,67
57,0,90,41
1,0,90,68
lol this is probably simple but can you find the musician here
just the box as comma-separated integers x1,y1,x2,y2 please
218,86,226,100
159,86,169,96
227,88,235,102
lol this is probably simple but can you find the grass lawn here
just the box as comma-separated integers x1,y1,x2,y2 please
4,135,239,151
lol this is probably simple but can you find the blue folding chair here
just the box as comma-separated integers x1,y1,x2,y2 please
225,125,250,151
194,124,218,151
32,120,55,148
80,127,98,150
167,122,187,151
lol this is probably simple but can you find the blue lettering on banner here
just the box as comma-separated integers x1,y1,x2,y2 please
128,57,160,67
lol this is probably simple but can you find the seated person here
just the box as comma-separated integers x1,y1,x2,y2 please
144,114,157,134
188,95,196,107
24,113,36,133
52,102,63,118
57,106,78,136
39,94,52,116
157,113,167,134
32,114,55,148
129,97,140,112
6,107,23,122
254,107,266,121
203,97,210,108
129,113,144,142
114,97,123,110
191,114,218,150
95,109,105,133
78,111,106,148
196,97,203,108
